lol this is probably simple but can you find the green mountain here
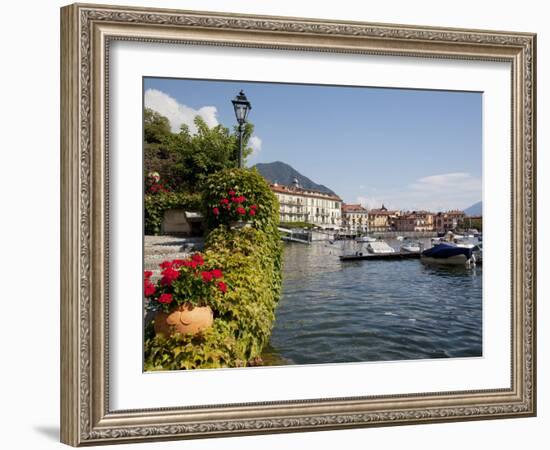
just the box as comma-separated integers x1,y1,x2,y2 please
253,161,336,196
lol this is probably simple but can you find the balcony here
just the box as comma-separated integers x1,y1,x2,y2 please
279,200,303,206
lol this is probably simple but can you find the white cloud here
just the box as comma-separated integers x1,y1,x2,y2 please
248,136,262,159
146,88,265,165
357,196,386,210
356,172,481,212
144,88,219,134
411,173,480,192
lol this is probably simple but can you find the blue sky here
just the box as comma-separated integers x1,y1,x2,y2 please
144,77,482,211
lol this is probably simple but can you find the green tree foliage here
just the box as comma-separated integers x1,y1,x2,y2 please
144,108,171,143
457,217,483,233
144,108,255,192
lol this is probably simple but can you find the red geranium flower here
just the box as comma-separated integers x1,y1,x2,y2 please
158,293,173,304
220,198,229,205
211,269,223,279
236,206,246,215
171,259,185,268
213,207,220,216
249,209,256,216
144,279,156,297
250,204,257,210
161,267,180,286
144,270,153,279
201,271,214,283
217,281,227,293
228,190,236,196
232,196,246,204
159,260,173,269
191,253,204,266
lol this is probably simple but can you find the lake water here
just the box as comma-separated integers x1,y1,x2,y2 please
264,239,482,365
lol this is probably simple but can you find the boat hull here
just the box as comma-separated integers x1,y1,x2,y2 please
341,252,420,261
421,254,468,265
421,243,474,266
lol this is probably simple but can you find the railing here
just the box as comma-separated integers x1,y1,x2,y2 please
281,211,306,216
279,200,303,206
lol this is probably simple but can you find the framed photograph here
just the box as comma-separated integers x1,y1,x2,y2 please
60,3,536,446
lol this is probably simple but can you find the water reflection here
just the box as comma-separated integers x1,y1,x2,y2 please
265,239,482,366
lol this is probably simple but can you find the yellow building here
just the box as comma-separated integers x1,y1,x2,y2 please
367,204,399,232
342,204,369,233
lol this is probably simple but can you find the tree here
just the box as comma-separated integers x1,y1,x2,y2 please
144,108,171,143
143,108,255,192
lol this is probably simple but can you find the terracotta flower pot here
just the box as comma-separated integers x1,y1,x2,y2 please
154,303,213,337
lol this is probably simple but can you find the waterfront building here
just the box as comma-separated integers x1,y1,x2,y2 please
342,204,369,234
367,204,400,232
395,211,434,232
269,178,343,229
434,210,466,233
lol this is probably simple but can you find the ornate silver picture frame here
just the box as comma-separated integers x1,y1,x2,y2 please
60,3,536,446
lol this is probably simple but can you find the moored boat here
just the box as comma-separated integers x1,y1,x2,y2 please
421,243,475,266
401,242,421,253
356,236,377,243
367,241,396,254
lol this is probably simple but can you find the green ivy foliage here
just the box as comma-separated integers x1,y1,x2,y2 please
144,170,283,370
144,191,202,235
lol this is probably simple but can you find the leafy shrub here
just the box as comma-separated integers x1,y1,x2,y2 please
202,168,280,233
144,227,283,370
144,191,202,235
144,169,283,370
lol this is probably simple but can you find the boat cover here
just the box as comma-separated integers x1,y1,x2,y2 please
422,243,473,259
367,241,395,254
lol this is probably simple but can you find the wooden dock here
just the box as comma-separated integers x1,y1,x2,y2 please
339,252,421,261
282,236,311,244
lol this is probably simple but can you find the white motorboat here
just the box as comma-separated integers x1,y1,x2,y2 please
356,236,377,243
367,241,396,254
401,242,421,253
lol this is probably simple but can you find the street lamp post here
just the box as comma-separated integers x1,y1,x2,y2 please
231,90,252,168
